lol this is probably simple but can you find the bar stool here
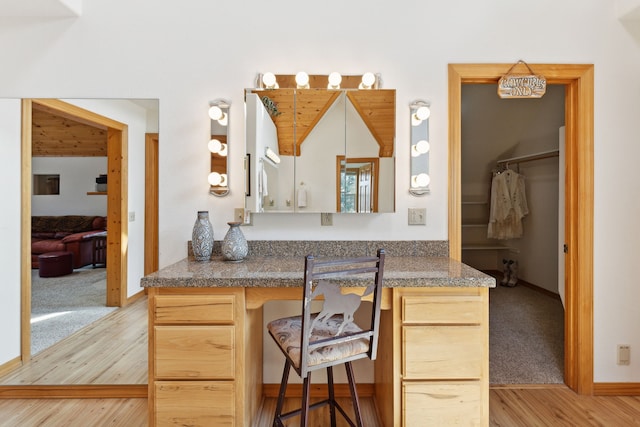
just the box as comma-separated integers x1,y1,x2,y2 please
267,249,385,427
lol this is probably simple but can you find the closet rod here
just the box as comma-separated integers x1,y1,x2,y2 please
496,149,559,166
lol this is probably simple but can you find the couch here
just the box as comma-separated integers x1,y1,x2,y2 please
31,215,107,269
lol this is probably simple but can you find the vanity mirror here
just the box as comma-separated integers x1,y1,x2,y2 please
409,99,430,196
208,99,230,196
245,73,396,213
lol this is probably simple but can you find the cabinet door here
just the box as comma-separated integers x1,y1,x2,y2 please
155,381,235,427
402,295,482,324
155,326,234,379
403,381,481,427
403,325,482,379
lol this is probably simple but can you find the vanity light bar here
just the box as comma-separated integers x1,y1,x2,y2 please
256,73,382,89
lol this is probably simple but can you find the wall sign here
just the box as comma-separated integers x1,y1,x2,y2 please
498,60,546,99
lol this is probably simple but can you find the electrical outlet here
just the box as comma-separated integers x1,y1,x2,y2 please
234,208,251,225
408,208,426,225
321,213,333,226
617,345,630,365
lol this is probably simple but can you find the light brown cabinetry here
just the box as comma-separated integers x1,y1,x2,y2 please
148,289,258,427
398,288,488,427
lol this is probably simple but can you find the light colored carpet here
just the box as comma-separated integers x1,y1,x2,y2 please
31,266,117,355
489,277,564,384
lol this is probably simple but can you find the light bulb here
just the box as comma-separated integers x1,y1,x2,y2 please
262,72,278,89
328,72,342,89
219,173,228,187
208,172,222,186
416,106,431,120
411,173,431,188
359,72,376,89
411,140,430,157
295,71,309,88
208,139,222,153
218,143,228,157
208,106,223,120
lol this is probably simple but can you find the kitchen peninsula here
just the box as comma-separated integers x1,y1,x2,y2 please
142,241,495,426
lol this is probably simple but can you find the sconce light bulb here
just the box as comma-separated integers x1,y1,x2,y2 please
262,72,278,89
208,172,222,186
218,143,228,157
411,173,431,188
295,71,309,88
416,139,430,154
208,138,222,153
416,106,431,121
219,173,228,187
328,72,342,89
208,106,223,120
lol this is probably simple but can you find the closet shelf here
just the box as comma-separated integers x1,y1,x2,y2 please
462,244,510,251
462,200,488,205
462,223,487,228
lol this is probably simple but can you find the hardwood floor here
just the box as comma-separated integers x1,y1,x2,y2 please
1,293,639,426
0,296,147,389
1,388,639,426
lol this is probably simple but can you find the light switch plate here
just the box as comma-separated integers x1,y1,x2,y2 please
408,208,426,225
234,208,251,225
321,213,333,226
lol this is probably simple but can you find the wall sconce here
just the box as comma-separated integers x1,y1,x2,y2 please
209,99,230,197
327,72,342,89
409,99,430,196
295,71,310,89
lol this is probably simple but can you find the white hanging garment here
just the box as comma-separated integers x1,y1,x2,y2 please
488,169,529,239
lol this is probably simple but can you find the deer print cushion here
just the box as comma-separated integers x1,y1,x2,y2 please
267,314,370,370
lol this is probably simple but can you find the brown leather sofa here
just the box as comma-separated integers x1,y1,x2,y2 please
31,215,107,269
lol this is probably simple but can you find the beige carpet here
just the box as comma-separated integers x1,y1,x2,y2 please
489,274,564,384
31,266,116,355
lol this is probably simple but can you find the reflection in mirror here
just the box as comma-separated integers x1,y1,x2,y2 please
245,75,395,213
409,100,431,196
208,99,230,196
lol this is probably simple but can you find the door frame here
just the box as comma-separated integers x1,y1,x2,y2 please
448,64,594,394
21,98,128,360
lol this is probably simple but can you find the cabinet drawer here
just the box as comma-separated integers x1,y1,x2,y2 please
403,325,482,379
155,326,234,379
155,381,235,427
403,381,481,427
154,295,235,324
402,295,482,324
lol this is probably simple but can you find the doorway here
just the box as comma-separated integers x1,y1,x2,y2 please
448,63,594,394
20,99,128,361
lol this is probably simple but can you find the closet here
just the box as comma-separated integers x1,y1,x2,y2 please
461,84,565,294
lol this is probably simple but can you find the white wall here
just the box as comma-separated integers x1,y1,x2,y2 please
32,157,107,215
0,99,22,365
0,0,639,383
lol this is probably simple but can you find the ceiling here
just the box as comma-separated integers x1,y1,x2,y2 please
0,0,81,17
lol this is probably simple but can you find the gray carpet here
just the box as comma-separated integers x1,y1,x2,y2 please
489,277,564,384
31,266,117,355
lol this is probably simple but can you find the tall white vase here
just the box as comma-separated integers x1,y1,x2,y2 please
192,211,214,261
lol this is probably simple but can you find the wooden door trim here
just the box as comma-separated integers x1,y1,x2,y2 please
448,63,594,395
21,99,128,359
145,133,159,275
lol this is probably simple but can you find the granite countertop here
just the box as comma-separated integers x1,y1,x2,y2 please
141,255,496,289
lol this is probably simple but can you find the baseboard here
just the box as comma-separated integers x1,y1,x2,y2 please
0,384,147,399
594,382,640,396
0,357,22,378
126,289,146,305
263,383,374,398
484,270,560,300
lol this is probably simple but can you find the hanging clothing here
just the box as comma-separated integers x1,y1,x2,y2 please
488,169,529,240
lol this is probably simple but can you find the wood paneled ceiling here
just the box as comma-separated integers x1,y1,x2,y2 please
31,103,107,157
